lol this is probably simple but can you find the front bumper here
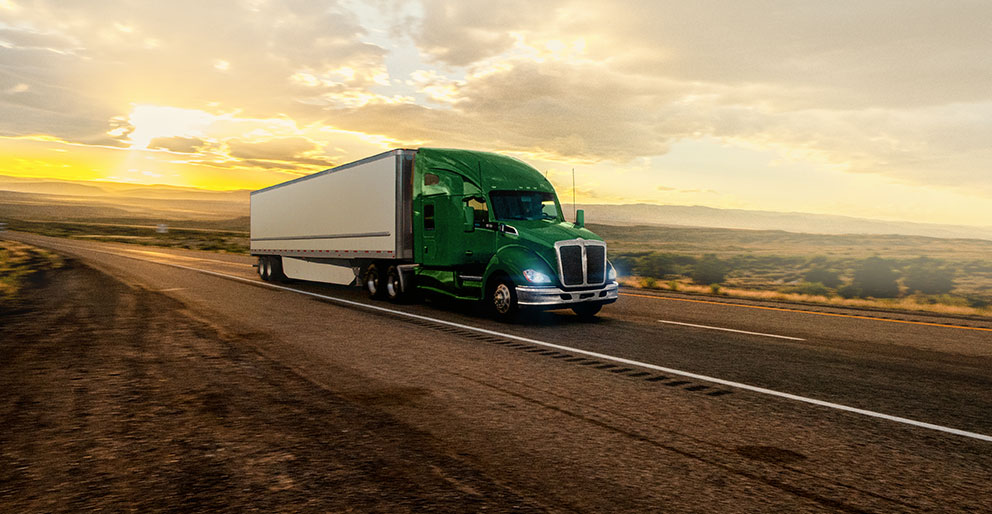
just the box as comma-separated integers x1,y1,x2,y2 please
516,282,619,308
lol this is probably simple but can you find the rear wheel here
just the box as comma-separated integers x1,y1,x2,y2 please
385,265,405,302
572,303,602,320
269,255,287,283
259,256,271,281
364,263,384,299
489,278,519,322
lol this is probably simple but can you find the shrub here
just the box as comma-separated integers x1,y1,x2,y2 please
795,282,831,297
640,253,678,278
803,268,842,288
902,258,954,295
642,277,658,288
837,284,861,299
611,255,638,277
691,254,728,285
852,257,900,298
966,295,991,309
709,284,721,294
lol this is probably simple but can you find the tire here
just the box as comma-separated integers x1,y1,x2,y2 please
364,263,384,299
384,265,405,302
572,302,602,320
489,278,519,322
269,255,287,283
259,256,271,281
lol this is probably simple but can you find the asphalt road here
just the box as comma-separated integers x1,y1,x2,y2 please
5,231,992,512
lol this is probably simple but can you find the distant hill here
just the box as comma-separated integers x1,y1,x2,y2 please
0,180,110,196
3,175,990,241
0,175,250,202
576,204,992,242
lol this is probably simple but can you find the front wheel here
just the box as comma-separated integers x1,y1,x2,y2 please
489,278,519,322
572,303,602,321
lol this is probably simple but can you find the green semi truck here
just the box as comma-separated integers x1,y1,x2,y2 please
250,148,618,320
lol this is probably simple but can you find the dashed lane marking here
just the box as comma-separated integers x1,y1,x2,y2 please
658,320,805,341
623,292,992,332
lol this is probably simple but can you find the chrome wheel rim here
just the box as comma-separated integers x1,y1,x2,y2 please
493,283,511,314
366,274,378,295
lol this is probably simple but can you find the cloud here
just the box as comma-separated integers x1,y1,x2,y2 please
148,136,207,154
0,0,386,142
225,137,335,169
658,185,717,194
325,1,992,194
1,0,990,202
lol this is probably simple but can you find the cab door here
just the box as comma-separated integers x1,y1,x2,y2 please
458,190,496,270
415,168,462,266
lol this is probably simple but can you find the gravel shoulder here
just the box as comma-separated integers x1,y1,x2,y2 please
0,259,545,513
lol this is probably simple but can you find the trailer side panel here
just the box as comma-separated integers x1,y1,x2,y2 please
250,151,409,259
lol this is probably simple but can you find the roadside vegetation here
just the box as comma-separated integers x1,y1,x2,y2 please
4,219,249,254
594,224,992,318
0,240,63,309
4,218,990,317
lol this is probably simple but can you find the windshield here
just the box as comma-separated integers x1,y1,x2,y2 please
490,191,560,221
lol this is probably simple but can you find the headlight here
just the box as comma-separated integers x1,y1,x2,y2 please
523,269,553,284
607,262,617,281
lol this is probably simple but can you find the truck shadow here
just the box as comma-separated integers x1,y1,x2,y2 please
422,294,608,326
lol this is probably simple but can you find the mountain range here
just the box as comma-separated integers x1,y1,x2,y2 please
1,174,990,241
574,204,992,242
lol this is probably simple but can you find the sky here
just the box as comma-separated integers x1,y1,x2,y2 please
1,0,990,226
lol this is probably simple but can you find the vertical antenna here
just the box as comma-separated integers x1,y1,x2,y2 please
572,168,576,221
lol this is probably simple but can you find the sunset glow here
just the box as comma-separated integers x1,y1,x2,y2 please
1,1,991,226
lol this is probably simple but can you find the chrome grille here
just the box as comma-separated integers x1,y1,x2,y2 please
555,239,607,287
586,245,606,283
559,245,584,286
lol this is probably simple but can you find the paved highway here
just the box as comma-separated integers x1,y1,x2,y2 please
6,231,991,512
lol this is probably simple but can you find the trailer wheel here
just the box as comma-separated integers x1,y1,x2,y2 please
385,265,405,302
489,278,519,322
364,263,384,299
259,256,271,281
269,256,287,283
572,303,602,321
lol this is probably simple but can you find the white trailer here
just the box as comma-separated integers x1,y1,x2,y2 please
250,149,415,284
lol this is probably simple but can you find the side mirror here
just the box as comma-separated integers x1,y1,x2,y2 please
464,204,475,232
575,209,584,228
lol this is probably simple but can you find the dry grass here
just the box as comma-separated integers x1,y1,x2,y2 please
619,276,992,318
0,240,63,307
6,220,249,254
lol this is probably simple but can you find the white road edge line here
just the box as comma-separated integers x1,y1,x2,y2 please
658,320,806,341
38,242,992,444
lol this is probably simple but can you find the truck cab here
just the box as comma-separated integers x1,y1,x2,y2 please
409,148,618,320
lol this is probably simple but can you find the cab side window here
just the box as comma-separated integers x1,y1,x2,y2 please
465,196,488,225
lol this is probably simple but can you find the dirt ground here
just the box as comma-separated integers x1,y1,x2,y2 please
0,260,545,513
